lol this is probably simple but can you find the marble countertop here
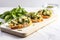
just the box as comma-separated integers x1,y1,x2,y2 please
0,7,60,40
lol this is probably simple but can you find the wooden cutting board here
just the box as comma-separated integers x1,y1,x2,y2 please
0,14,56,38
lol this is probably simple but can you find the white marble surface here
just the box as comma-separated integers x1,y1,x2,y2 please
0,7,60,40
0,0,60,7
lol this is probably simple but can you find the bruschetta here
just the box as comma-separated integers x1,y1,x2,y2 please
9,16,32,29
38,9,52,19
26,12,43,22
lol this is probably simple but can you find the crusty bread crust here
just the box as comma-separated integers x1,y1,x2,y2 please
31,17,43,23
9,20,32,29
42,15,51,19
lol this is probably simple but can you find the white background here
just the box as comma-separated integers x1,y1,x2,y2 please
0,0,60,40
0,0,60,7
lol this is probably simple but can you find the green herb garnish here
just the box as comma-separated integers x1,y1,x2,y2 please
0,6,27,22
0,22,2,25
